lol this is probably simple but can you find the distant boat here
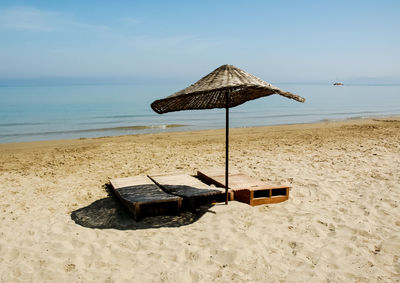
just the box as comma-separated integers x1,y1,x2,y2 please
333,82,344,86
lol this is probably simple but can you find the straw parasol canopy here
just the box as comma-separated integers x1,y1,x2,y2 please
151,64,305,114
151,64,305,204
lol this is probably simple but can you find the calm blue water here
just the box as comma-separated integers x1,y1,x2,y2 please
0,83,399,143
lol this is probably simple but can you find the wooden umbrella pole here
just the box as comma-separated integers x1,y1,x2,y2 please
225,92,229,205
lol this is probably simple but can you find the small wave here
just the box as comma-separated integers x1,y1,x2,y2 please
319,118,341,123
79,120,134,125
330,111,377,115
249,111,378,120
95,114,154,119
319,115,382,123
0,124,186,138
250,113,319,119
0,122,46,127
94,124,185,131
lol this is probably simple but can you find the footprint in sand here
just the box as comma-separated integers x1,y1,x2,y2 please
289,241,304,256
64,263,76,272
393,255,400,273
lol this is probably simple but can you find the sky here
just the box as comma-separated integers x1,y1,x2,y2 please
0,0,399,84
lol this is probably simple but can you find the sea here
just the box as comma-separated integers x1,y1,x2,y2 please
0,82,399,144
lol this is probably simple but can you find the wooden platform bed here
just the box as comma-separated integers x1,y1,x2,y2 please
148,173,226,210
109,175,182,221
109,169,289,221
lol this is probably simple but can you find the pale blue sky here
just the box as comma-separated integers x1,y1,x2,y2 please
0,0,399,83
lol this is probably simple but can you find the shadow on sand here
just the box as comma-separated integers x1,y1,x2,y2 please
70,184,213,230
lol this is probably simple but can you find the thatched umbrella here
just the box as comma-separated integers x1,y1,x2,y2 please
151,64,305,204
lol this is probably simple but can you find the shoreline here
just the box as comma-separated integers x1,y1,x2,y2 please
1,113,400,145
1,115,399,150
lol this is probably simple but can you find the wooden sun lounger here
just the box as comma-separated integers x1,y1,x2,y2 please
148,173,226,209
197,169,289,206
109,175,182,221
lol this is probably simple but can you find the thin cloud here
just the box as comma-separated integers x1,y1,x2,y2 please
0,6,110,32
0,6,57,31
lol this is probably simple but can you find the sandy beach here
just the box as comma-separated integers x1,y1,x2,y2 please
0,117,399,282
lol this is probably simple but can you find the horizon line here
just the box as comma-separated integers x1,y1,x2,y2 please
1,76,400,87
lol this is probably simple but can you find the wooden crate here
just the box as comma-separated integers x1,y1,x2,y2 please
233,185,289,206
197,169,289,206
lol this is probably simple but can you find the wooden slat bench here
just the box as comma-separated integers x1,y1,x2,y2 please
148,173,226,209
109,175,182,221
197,169,289,206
